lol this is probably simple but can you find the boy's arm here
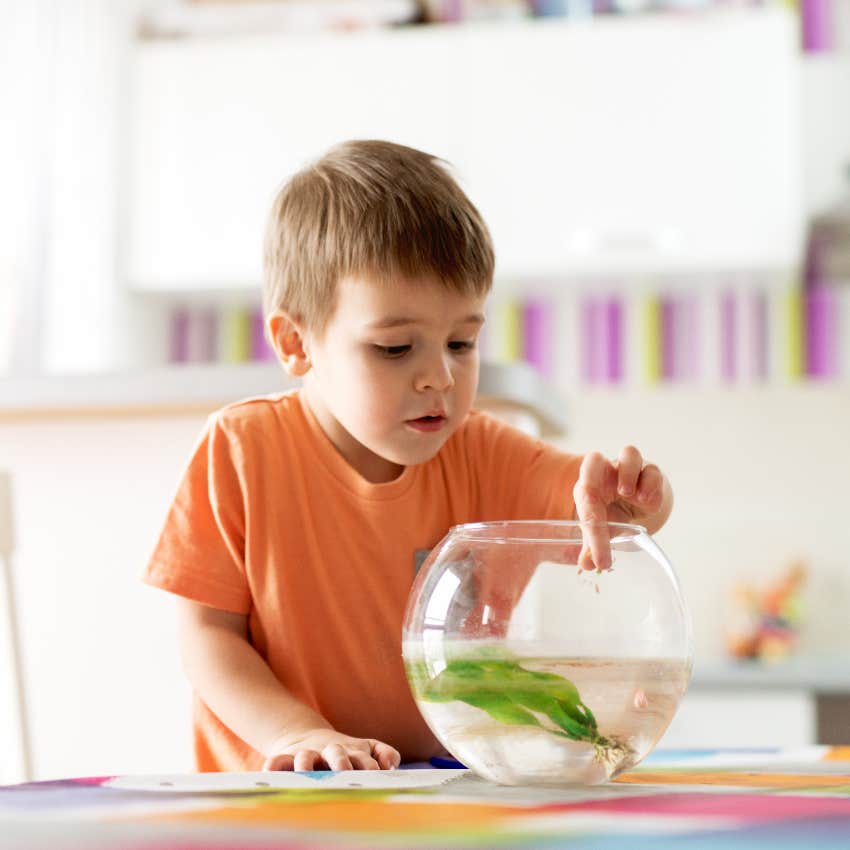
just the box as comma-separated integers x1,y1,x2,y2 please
177,599,400,771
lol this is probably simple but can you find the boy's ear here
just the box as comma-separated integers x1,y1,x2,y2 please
267,311,311,377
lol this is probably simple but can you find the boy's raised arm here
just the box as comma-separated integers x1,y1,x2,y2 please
177,599,400,771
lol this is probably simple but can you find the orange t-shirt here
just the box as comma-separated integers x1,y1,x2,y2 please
144,390,583,770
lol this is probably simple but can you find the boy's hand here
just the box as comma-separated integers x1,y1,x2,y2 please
573,447,671,572
262,729,401,771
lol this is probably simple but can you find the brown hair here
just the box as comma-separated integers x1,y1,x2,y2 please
263,140,494,335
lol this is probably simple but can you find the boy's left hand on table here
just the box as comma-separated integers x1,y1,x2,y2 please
573,446,670,572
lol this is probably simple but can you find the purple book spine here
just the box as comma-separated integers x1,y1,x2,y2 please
720,291,737,382
170,307,190,364
660,297,675,381
580,297,595,384
806,285,838,379
606,297,623,384
523,298,553,378
684,293,700,382
592,297,608,384
801,0,832,53
251,309,274,361
581,296,609,385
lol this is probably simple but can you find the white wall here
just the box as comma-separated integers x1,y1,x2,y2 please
559,384,850,659
1,384,848,780
0,414,201,782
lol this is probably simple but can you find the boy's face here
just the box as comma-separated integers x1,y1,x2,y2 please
298,274,486,483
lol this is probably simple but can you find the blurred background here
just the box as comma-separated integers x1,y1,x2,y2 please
1,0,849,783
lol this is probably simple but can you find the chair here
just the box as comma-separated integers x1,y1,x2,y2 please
0,471,33,782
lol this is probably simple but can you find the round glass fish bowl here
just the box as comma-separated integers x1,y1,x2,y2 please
402,521,693,786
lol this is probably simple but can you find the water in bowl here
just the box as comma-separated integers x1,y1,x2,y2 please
407,650,691,786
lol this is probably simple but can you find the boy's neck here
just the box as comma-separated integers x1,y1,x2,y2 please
300,382,406,484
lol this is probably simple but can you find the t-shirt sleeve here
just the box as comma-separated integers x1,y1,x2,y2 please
465,411,584,521
143,414,252,614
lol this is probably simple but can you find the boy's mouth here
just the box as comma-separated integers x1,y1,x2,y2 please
406,413,447,433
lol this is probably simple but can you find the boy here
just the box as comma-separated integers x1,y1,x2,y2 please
144,140,672,773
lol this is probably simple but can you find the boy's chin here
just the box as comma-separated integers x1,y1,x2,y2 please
386,435,450,468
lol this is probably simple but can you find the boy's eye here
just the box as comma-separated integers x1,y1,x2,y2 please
375,344,411,358
448,340,475,352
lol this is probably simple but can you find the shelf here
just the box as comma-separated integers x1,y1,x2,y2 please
0,361,568,435
691,654,850,695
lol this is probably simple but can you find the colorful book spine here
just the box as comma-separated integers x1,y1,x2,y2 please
522,297,554,378
696,281,718,384
682,291,701,382
784,287,806,381
169,307,190,364
579,295,614,385
840,285,850,383
220,307,251,363
490,298,523,364
250,308,275,361
186,306,218,363
805,285,839,379
641,294,662,384
591,296,607,383
660,296,676,382
801,0,832,53
579,296,593,383
605,296,623,384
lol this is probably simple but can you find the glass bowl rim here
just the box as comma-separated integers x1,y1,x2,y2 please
447,519,649,543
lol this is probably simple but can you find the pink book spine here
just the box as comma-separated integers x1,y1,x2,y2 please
683,292,700,382
605,296,623,384
806,285,839,379
522,298,554,379
801,0,832,53
251,308,275,361
591,297,609,385
580,296,595,384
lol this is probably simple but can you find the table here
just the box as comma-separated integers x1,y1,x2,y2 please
3,747,850,849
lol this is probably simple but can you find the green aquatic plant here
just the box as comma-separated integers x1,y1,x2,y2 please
411,656,628,764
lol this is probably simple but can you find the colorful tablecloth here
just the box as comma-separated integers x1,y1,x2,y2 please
3,747,850,849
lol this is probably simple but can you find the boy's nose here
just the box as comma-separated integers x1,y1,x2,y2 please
415,354,455,392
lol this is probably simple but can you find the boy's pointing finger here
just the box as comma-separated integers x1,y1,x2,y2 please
574,453,616,571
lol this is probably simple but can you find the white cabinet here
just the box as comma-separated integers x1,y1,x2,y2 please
127,8,802,291
660,690,817,750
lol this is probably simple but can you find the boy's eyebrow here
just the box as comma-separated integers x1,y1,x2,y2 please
368,314,485,329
